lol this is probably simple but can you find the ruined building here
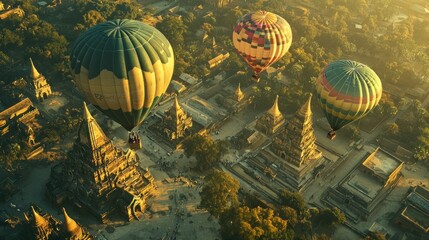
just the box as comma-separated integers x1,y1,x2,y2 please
28,58,52,101
46,102,155,223
162,96,193,140
270,94,322,190
255,95,285,135
3,206,92,240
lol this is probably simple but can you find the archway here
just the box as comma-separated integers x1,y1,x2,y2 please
42,92,48,99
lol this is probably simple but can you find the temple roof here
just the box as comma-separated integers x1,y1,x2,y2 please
29,58,41,79
168,96,185,122
267,95,281,117
299,93,312,117
31,206,48,227
79,102,111,150
62,208,83,237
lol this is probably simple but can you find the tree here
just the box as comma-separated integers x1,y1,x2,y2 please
156,15,187,48
219,206,292,240
83,10,105,28
182,134,229,171
279,190,306,215
312,207,346,229
200,170,240,217
414,127,429,162
386,123,399,136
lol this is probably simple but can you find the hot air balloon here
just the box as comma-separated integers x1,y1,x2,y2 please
315,60,382,140
232,10,292,82
70,19,174,149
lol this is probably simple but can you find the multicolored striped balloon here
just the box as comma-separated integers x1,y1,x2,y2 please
70,19,174,131
232,11,292,79
315,60,382,132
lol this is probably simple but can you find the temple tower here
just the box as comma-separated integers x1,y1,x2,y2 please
30,206,53,240
234,83,244,102
47,102,155,223
28,58,52,100
62,208,92,240
255,95,285,135
162,97,193,140
271,94,322,190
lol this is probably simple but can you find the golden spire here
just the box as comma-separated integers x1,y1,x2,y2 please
83,101,92,121
299,93,312,116
80,102,111,150
235,83,244,101
23,212,30,222
62,208,82,237
267,95,281,117
29,58,41,79
174,96,181,112
31,206,47,227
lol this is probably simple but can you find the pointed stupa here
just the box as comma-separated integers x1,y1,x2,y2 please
79,102,111,150
171,96,184,122
23,212,30,222
31,206,48,227
235,83,244,101
29,58,41,79
267,95,281,117
62,208,83,237
299,93,312,117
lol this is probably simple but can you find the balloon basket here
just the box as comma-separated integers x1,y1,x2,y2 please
252,74,260,83
128,132,142,150
327,130,336,140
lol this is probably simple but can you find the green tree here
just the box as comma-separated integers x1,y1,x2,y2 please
0,143,21,171
182,134,229,171
279,190,306,215
200,170,240,217
414,127,429,162
220,206,292,240
83,10,106,28
156,15,187,48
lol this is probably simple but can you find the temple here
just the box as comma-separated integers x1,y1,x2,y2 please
269,94,322,190
325,147,403,222
162,96,193,140
3,206,92,240
255,95,285,135
28,58,52,101
239,94,323,192
46,102,155,223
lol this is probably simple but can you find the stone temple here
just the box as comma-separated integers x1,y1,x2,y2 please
46,102,155,223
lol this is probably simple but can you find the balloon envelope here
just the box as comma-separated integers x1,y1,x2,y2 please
70,19,174,131
232,11,292,77
315,60,382,131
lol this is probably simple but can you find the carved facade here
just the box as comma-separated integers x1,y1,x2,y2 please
47,102,155,223
162,97,192,140
255,95,285,135
28,58,52,101
3,206,92,240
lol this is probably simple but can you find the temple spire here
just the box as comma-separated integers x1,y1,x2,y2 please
79,102,110,150
267,95,281,117
31,206,47,227
83,101,92,121
62,208,83,237
299,93,312,117
235,83,244,101
29,58,41,79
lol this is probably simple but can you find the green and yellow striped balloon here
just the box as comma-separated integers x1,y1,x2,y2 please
315,60,382,131
70,19,174,131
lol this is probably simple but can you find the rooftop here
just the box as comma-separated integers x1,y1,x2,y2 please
401,206,429,232
362,148,402,179
342,170,384,203
0,98,34,121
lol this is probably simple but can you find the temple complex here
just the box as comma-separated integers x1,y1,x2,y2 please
325,147,403,222
255,95,285,135
28,58,52,101
162,96,193,141
3,206,92,240
46,102,155,223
